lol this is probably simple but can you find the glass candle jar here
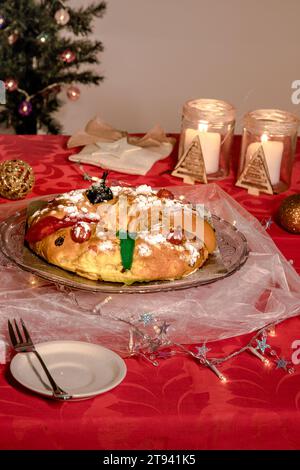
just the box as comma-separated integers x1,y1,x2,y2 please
239,109,300,193
178,98,236,180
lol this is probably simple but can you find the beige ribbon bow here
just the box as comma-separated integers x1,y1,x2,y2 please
67,117,175,148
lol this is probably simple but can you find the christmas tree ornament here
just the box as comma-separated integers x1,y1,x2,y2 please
37,32,49,44
18,100,33,117
236,146,273,196
66,85,80,101
0,1,106,134
0,15,5,29
60,49,76,63
7,30,19,45
54,8,70,25
5,78,18,92
0,159,35,200
172,135,207,184
277,194,300,234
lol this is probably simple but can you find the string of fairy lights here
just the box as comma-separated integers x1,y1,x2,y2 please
88,296,295,383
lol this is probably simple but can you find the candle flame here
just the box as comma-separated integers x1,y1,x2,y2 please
198,121,208,132
261,133,269,143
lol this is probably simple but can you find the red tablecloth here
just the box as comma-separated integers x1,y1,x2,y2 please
0,135,299,450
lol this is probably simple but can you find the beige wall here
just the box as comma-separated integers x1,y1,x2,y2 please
7,0,300,134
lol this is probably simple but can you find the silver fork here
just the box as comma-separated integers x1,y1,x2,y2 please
8,319,72,401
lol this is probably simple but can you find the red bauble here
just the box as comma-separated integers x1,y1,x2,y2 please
66,86,80,101
5,78,18,92
60,49,76,64
8,31,19,45
54,8,70,26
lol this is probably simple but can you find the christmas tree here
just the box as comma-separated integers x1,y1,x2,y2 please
0,1,106,134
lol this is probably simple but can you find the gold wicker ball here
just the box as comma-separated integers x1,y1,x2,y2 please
0,159,35,200
278,194,300,234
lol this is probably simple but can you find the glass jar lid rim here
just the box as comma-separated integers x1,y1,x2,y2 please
244,108,300,133
183,98,236,123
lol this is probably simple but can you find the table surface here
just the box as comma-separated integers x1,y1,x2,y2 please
0,134,299,450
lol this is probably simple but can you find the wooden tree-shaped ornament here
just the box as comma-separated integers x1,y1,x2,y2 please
236,145,273,196
172,136,207,184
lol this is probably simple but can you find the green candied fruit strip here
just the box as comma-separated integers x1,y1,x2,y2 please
117,230,136,271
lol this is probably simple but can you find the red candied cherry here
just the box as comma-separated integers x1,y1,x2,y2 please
167,226,184,245
70,221,91,243
157,188,174,200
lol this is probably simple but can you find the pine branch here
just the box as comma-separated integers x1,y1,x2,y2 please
40,114,63,135
66,2,107,36
55,71,104,86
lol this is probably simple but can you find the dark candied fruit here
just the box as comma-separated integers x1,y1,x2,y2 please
86,171,113,204
55,236,65,246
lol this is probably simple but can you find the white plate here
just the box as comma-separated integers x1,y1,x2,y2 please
10,340,127,400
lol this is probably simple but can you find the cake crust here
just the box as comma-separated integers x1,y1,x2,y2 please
26,185,216,284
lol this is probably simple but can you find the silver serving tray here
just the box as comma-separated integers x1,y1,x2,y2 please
0,210,249,294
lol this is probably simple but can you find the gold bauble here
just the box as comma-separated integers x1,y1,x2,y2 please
0,159,35,200
278,194,300,234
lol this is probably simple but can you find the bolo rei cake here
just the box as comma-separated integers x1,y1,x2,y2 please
25,174,216,284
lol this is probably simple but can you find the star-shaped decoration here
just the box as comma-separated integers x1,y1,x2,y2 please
139,313,154,326
262,217,273,230
157,321,171,335
256,337,271,354
195,344,210,358
276,358,288,370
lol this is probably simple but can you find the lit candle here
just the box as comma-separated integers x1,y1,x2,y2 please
184,121,221,174
245,133,283,185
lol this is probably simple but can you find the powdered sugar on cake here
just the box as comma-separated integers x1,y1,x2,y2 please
138,243,152,257
98,240,114,252
139,232,166,245
184,241,201,266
